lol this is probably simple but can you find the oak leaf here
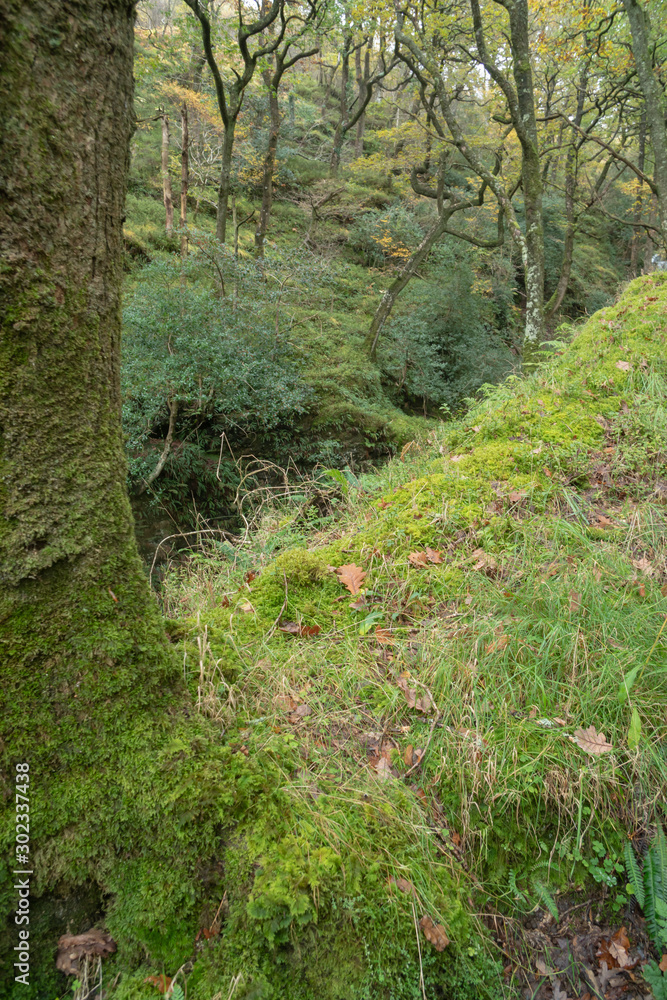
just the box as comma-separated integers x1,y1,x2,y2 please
375,757,395,780
570,725,613,755
419,915,449,951
144,976,172,995
397,676,433,713
279,621,321,637
471,548,497,573
374,627,395,644
616,360,632,371
335,563,366,595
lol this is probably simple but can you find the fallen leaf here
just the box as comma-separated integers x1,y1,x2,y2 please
570,725,613,755
56,930,116,976
569,591,581,613
419,915,449,951
279,621,321,637
472,425,481,433
408,551,429,568
374,627,396,644
616,360,632,371
425,547,443,564
508,491,526,503
375,757,395,780
289,703,313,724
464,595,473,605
239,601,254,613
471,548,497,573
659,954,667,973
397,676,433,713
544,467,552,478
394,876,416,894
637,581,646,597
632,556,653,574
449,454,464,463
485,634,510,654
596,514,617,528
108,588,118,602
597,927,636,969
144,975,172,995
349,597,366,611
335,564,367,595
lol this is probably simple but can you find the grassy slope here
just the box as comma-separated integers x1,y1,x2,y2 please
113,274,667,999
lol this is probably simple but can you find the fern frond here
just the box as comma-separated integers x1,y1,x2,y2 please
644,848,662,945
624,840,645,908
654,824,667,904
532,878,559,922
508,868,526,903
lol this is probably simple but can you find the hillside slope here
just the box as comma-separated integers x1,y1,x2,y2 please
114,274,667,1000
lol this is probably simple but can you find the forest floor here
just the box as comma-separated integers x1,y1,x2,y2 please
108,273,667,1000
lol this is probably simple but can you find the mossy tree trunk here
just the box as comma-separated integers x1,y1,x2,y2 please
0,0,213,982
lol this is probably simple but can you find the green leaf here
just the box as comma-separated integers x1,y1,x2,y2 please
628,708,642,750
618,665,640,704
358,612,384,636
324,469,349,496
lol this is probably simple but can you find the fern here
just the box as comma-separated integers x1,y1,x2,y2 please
644,961,667,1000
531,878,559,922
508,868,526,904
624,840,645,908
168,986,185,1000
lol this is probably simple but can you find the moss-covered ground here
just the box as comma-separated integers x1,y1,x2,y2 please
81,273,665,999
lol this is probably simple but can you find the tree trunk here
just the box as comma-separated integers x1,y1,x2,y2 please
161,112,174,233
255,66,281,257
180,102,189,257
507,0,545,346
364,214,452,358
622,0,667,249
354,47,369,157
216,124,236,242
330,36,350,175
0,0,191,976
631,114,646,276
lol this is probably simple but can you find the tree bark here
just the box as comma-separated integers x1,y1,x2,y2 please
0,0,187,971
364,214,452,358
161,112,174,233
255,65,281,256
330,33,351,175
217,123,236,242
622,0,667,249
180,102,189,257
631,114,646,276
354,47,369,157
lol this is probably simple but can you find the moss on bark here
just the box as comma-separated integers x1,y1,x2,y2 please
0,3,229,992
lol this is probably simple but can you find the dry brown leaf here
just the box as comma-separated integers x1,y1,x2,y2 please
144,976,172,995
508,491,526,503
632,556,653,574
397,676,433,713
239,600,255,613
419,915,449,951
375,757,395,780
279,621,321,637
597,927,636,970
449,454,464,463
471,548,497,573
659,954,667,973
486,634,510,654
56,930,116,976
408,551,429,568
570,725,613,755
596,514,617,528
425,547,443,564
569,591,581,613
335,564,367,595
374,627,396,644
616,360,632,371
349,597,366,611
